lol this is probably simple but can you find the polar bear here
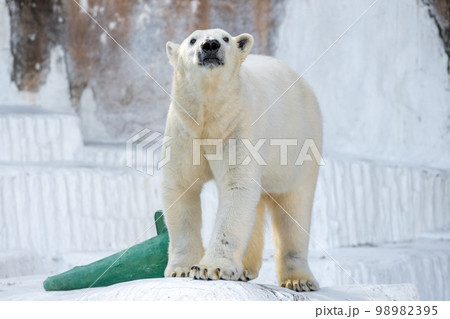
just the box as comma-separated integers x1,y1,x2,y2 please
161,29,322,292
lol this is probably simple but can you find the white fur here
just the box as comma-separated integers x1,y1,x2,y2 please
162,29,322,291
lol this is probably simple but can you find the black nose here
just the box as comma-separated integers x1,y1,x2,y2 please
202,39,221,53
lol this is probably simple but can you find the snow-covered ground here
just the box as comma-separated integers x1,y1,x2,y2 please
0,276,418,301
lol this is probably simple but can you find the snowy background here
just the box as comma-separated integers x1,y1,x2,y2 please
0,0,449,300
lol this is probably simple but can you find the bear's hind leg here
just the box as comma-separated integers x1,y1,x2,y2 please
269,190,319,292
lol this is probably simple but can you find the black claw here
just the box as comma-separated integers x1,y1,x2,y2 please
180,272,185,277
171,272,176,277
307,280,317,290
300,282,307,291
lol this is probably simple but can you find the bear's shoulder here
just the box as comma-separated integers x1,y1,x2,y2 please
244,54,280,67
241,54,299,82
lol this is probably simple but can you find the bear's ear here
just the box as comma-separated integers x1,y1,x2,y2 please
166,41,180,67
234,33,254,58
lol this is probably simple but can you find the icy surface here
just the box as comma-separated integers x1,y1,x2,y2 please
0,276,418,301
75,143,127,166
276,0,450,169
310,157,450,249
0,105,83,162
0,165,161,254
0,251,51,278
33,46,73,114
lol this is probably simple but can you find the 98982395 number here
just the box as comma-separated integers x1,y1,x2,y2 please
375,305,438,316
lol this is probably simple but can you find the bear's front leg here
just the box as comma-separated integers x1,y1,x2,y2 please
190,164,261,281
162,174,204,278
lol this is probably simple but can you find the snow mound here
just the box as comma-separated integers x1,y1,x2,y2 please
0,276,418,301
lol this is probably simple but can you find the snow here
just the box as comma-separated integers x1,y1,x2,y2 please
190,0,200,14
0,276,418,301
77,86,111,141
34,46,73,114
310,157,450,249
309,232,450,301
0,165,161,255
0,105,83,162
75,143,128,166
0,251,50,279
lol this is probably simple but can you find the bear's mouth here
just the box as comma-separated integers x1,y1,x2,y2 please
199,57,223,67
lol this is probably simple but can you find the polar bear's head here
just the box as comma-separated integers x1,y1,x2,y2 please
166,29,253,73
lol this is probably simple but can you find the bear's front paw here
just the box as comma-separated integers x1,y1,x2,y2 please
164,267,192,278
190,257,243,281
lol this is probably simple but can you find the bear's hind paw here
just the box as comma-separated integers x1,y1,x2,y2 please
280,278,319,292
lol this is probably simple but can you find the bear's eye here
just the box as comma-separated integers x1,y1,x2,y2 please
190,38,196,45
223,37,229,43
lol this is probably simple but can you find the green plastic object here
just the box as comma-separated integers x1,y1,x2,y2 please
43,210,169,291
